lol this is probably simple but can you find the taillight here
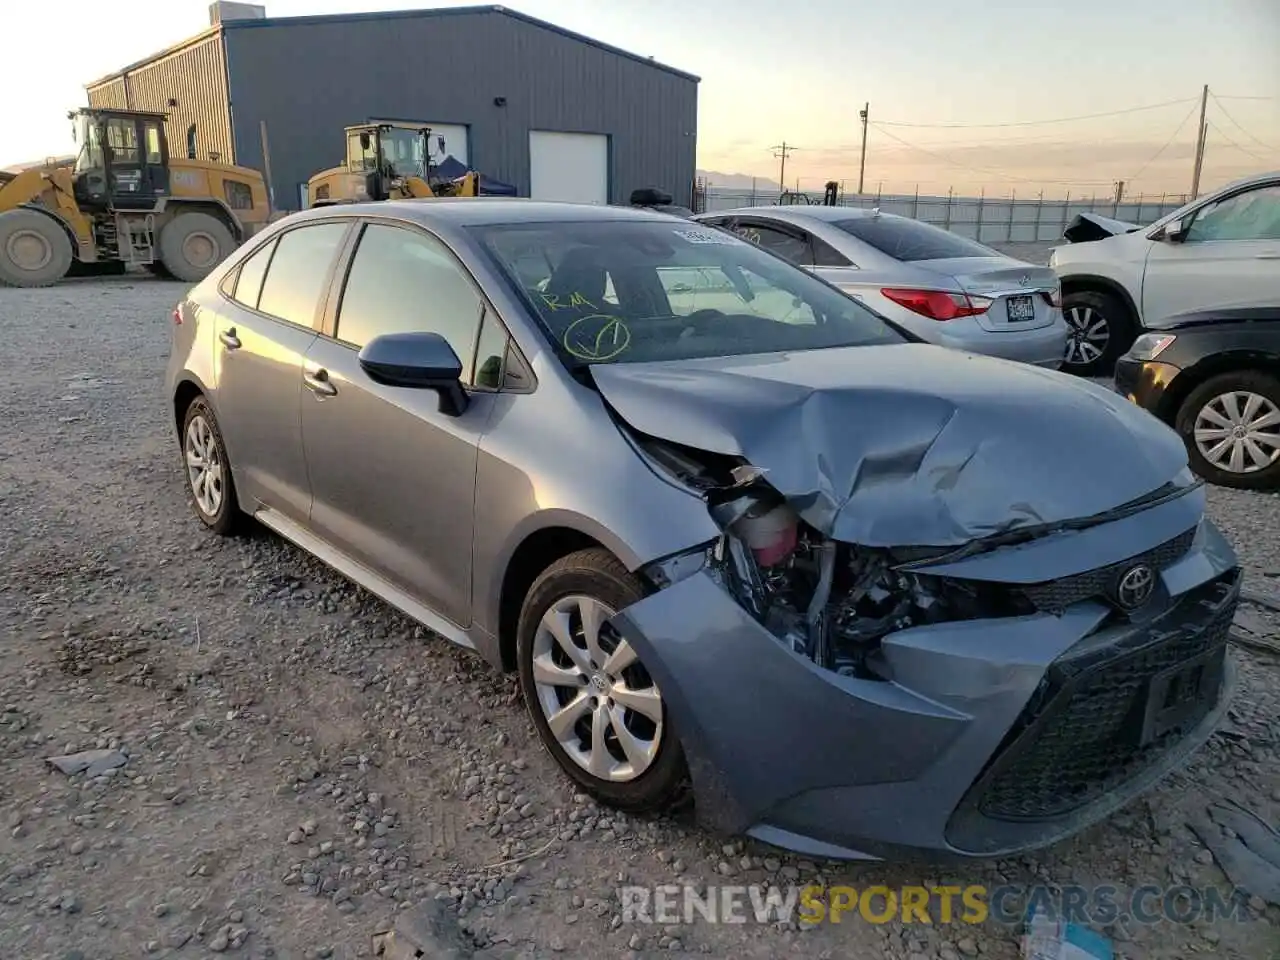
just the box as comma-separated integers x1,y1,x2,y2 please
1042,285,1062,308
172,306,183,325
881,288,992,321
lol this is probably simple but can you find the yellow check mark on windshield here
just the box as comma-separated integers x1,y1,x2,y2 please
563,315,631,361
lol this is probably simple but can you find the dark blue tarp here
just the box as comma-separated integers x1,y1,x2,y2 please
433,155,518,196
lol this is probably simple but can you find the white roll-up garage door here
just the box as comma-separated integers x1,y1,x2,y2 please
529,131,608,204
426,123,469,166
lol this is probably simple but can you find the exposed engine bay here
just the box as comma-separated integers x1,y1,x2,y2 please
637,433,1031,678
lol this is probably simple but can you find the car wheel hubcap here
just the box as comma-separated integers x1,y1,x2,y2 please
185,414,224,515
1064,305,1109,365
6,229,52,271
1194,391,1280,474
531,594,664,783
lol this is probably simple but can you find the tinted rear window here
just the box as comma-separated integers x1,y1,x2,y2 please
834,216,998,262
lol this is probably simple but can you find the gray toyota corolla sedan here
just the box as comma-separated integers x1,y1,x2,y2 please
166,198,1241,860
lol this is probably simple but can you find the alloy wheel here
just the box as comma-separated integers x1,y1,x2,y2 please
1064,304,1110,366
184,414,225,516
1193,391,1280,474
530,594,664,782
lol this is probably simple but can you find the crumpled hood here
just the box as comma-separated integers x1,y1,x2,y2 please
591,344,1190,547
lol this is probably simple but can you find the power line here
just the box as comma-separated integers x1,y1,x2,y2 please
1213,94,1278,101
866,121,1115,187
1126,101,1202,185
1209,92,1276,152
874,97,1198,130
1205,119,1272,164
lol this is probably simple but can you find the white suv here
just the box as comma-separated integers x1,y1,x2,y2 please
1050,171,1280,375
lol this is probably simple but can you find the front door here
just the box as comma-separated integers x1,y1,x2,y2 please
103,116,169,210
212,221,353,521
1142,181,1280,326
300,220,494,628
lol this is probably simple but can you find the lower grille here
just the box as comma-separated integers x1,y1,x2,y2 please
1016,525,1197,614
947,570,1238,850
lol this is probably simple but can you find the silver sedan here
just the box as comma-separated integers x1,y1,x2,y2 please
693,206,1069,367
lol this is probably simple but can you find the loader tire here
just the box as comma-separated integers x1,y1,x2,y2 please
158,212,235,283
0,209,73,288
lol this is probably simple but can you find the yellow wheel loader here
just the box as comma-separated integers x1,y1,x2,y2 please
306,122,479,207
0,108,271,288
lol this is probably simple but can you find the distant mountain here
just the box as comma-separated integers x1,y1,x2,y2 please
696,169,782,193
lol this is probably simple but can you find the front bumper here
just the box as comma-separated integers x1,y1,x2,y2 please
609,506,1239,860
1114,356,1181,419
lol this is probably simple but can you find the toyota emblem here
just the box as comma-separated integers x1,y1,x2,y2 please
1114,563,1156,610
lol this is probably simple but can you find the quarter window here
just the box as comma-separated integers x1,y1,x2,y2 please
256,223,350,326
334,223,482,380
230,238,276,310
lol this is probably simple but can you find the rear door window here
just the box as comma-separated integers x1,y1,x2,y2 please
733,222,810,265
834,216,998,261
256,222,350,326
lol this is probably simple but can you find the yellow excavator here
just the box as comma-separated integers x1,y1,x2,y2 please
307,121,481,207
0,107,271,288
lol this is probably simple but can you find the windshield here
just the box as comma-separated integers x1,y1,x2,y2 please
380,128,427,178
471,219,905,367
834,215,999,262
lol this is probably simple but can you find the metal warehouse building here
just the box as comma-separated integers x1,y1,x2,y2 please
85,3,699,211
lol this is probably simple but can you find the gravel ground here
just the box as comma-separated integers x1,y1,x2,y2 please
1,274,1279,960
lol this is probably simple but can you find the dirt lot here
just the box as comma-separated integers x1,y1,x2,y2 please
1,275,1279,960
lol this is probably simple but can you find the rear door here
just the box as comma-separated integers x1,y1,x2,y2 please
212,220,354,521
300,220,498,628
1142,181,1280,327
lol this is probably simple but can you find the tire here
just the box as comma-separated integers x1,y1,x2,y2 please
180,396,244,535
0,209,73,288
516,548,688,813
1061,289,1135,377
1175,370,1280,491
158,212,236,282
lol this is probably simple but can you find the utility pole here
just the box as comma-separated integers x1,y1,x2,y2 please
1191,84,1209,200
770,142,797,193
1114,180,1125,204
857,103,870,194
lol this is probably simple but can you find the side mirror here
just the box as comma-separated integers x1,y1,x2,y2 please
1160,218,1188,242
358,331,469,416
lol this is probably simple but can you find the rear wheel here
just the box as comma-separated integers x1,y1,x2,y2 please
0,209,73,287
516,548,688,813
158,212,236,282
1176,371,1280,491
181,396,244,535
1061,289,1134,376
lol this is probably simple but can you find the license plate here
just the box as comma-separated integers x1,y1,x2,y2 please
1137,647,1222,747
1006,295,1036,322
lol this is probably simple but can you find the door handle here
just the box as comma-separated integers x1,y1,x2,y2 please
302,366,337,397
219,328,241,350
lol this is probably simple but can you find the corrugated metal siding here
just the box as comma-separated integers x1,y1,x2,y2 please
86,33,235,167
223,9,697,209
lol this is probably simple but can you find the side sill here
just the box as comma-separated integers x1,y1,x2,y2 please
253,506,476,651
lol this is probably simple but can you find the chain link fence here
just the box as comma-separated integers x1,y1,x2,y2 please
691,183,1189,244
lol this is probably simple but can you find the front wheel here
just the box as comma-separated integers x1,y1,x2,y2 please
0,209,73,288
516,548,688,813
1061,290,1134,376
1176,371,1280,491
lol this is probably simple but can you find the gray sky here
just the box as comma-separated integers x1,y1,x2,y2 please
2,0,1277,197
